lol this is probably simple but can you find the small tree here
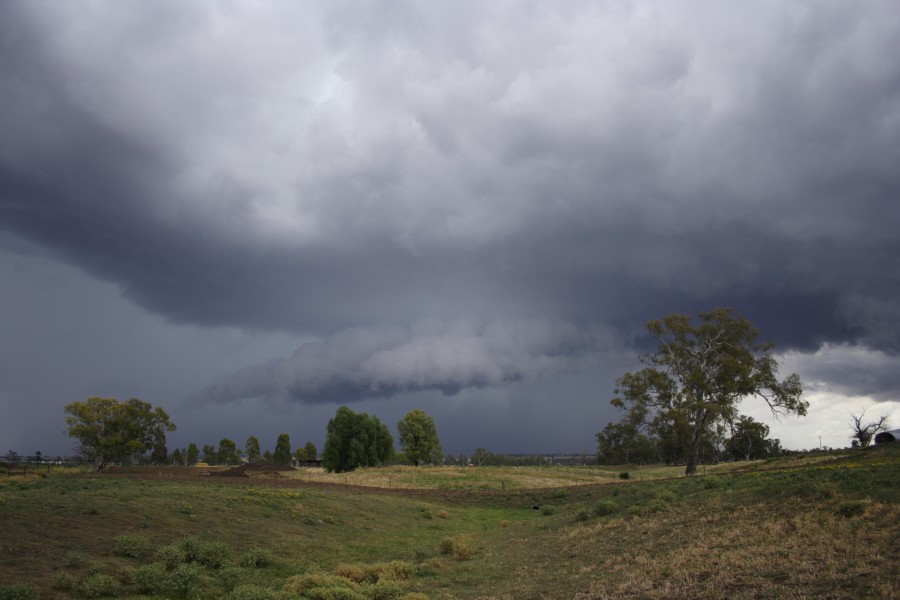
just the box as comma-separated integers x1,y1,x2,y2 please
294,447,308,463
202,444,217,465
186,443,199,465
245,436,261,463
64,397,176,472
273,434,292,465
218,438,240,465
725,415,774,461
323,406,394,473
304,441,317,461
397,409,444,466
850,410,889,447
609,308,805,476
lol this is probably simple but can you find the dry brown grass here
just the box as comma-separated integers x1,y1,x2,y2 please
569,498,899,599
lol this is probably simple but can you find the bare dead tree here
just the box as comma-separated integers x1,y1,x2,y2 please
850,409,889,447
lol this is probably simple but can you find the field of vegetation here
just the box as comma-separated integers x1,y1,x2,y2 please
1,444,897,599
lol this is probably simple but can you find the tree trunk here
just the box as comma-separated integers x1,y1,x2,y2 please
684,426,704,477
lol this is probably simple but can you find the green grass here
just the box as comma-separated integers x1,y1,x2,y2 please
0,445,898,599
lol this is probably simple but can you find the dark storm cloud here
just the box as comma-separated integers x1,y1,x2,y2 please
194,319,609,404
2,0,900,409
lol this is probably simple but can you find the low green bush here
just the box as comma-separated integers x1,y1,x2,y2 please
654,490,677,504
52,572,76,592
224,584,280,600
575,508,591,522
541,505,556,516
619,472,630,480
197,540,231,568
594,499,617,516
0,583,38,600
168,563,203,598
116,532,152,558
220,567,248,592
129,562,168,595
241,548,275,568
77,573,122,598
156,543,188,569
440,535,475,560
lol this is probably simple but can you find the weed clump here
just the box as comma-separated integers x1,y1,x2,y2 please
594,499,617,516
619,472,630,480
835,499,870,518
541,505,556,516
440,535,476,560
575,508,591,522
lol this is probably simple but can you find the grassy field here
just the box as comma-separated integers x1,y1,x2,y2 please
1,445,897,599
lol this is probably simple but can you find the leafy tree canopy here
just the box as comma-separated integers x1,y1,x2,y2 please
273,433,292,465
64,397,175,472
397,408,444,466
245,436,261,462
323,406,393,473
304,441,317,461
608,308,805,476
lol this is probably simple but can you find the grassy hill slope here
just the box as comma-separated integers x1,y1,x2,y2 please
1,444,897,599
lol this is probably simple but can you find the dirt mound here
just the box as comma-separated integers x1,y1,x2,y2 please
211,462,296,478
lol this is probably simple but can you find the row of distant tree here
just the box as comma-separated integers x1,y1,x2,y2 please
62,398,446,474
161,435,320,467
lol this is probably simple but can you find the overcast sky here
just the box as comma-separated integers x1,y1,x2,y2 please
2,1,899,459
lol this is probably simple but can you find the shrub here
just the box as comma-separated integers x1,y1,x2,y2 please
0,584,38,600
168,563,203,598
241,548,275,568
575,509,591,522
440,535,475,560
77,573,122,598
397,595,429,600
619,472,630,480
52,572,76,592
116,533,152,558
654,490,677,504
335,564,369,584
369,579,406,600
701,477,720,490
835,499,870,518
334,561,416,585
283,572,363,600
224,584,280,600
220,567,247,592
129,562,168,595
541,505,556,516
156,543,188,569
176,535,203,563
63,551,85,567
374,561,416,581
197,540,231,568
594,499,617,516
